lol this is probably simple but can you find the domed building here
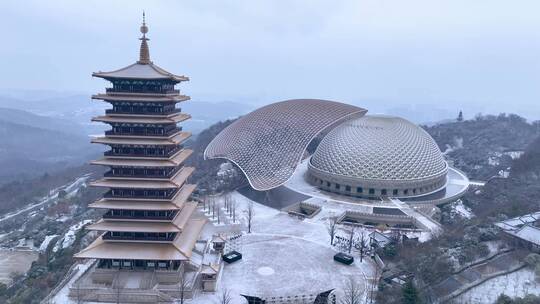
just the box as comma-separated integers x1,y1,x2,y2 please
206,99,469,207
308,115,448,199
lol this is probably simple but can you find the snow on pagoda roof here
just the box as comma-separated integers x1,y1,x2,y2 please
87,219,181,233
90,166,194,189
75,219,205,260
91,131,191,146
75,236,188,260
92,93,190,103
93,62,189,82
91,149,193,167
92,113,191,124
89,184,196,211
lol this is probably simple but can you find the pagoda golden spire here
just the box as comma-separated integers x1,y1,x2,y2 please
138,11,151,64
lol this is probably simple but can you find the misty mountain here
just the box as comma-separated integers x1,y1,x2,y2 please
0,107,86,136
0,108,99,184
0,90,252,135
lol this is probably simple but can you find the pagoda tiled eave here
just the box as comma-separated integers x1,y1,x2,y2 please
92,93,190,103
94,183,197,203
88,220,181,233
92,62,189,82
91,131,191,146
88,203,196,231
90,166,194,189
95,184,196,202
92,113,191,124
103,129,185,140
74,219,206,261
91,149,193,167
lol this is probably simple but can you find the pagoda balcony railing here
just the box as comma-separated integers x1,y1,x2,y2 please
102,213,176,221
102,233,176,242
104,166,181,179
104,188,178,199
104,146,181,158
105,127,181,137
106,88,180,95
105,108,181,115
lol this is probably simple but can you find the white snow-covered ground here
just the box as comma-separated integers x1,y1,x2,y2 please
192,191,375,304
53,220,92,253
39,235,59,253
50,190,376,304
452,199,474,219
49,259,96,304
456,268,540,304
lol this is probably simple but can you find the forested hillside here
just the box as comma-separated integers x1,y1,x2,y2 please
0,120,98,184
425,113,540,180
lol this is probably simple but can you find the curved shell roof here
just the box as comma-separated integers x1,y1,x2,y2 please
204,99,366,191
310,115,447,181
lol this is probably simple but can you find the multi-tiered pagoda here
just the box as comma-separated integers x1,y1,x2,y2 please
75,16,205,271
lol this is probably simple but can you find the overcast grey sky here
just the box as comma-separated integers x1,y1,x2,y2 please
2,0,540,119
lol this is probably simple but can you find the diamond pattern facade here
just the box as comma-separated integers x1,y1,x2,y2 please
308,115,448,198
204,99,366,191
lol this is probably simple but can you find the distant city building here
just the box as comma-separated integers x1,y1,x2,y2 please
75,16,206,272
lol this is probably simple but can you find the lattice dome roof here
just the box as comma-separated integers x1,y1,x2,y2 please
204,99,366,191
310,115,447,181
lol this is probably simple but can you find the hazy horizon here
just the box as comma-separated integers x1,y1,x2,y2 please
2,0,540,121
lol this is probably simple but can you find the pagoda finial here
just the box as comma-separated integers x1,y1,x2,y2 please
138,11,151,64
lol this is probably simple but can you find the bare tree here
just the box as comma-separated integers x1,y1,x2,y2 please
357,231,368,262
218,288,233,304
348,226,356,254
327,216,339,246
211,197,216,220
177,268,189,304
369,259,382,304
246,201,255,233
231,199,237,223
224,193,231,214
341,276,363,304
217,200,221,224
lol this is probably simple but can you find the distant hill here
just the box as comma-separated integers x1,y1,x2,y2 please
0,107,85,136
0,109,99,184
0,92,252,135
424,113,540,180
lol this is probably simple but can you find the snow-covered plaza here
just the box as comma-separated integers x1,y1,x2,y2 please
194,190,377,303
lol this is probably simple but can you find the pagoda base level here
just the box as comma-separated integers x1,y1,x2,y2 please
97,258,182,271
69,260,200,303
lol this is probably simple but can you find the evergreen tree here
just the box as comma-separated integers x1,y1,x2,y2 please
401,281,421,304
495,294,513,304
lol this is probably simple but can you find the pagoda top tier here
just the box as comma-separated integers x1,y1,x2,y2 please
93,13,189,83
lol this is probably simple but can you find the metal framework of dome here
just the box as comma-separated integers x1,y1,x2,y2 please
204,99,366,191
308,115,448,198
